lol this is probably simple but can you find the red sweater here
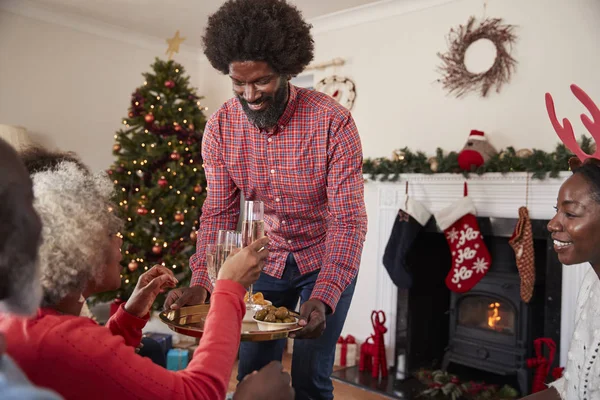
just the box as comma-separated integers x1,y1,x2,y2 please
0,280,245,400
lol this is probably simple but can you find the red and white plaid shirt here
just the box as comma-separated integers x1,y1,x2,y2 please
190,84,367,313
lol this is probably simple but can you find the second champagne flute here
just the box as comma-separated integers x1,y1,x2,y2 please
242,201,265,304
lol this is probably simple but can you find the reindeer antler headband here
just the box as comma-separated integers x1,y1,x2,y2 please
546,84,600,162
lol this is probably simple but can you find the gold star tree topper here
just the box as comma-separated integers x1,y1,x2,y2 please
166,30,186,60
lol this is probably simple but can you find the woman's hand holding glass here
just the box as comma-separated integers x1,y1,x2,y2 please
218,236,269,288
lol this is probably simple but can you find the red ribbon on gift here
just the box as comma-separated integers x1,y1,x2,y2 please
526,338,556,393
337,335,356,366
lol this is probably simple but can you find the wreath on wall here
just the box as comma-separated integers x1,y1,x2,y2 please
437,16,518,98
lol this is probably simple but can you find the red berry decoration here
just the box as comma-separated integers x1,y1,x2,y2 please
152,245,162,255
164,80,175,89
158,176,168,188
144,113,155,124
137,207,148,216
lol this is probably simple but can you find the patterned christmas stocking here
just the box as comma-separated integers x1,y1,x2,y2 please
509,206,535,303
383,198,432,288
435,185,492,293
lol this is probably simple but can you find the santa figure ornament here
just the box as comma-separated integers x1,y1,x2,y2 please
434,182,492,293
457,130,497,171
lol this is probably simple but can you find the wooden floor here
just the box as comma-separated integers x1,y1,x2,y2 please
228,352,389,400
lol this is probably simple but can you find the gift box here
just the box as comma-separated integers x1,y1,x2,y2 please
167,349,189,371
143,332,172,356
334,335,357,367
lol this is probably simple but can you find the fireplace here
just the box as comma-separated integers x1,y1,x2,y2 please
393,217,561,396
330,173,580,399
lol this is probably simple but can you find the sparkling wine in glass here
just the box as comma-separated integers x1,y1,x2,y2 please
216,230,239,274
242,201,265,304
206,244,217,287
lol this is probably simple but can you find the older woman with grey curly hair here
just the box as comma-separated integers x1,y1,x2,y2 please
0,156,275,400
34,162,125,310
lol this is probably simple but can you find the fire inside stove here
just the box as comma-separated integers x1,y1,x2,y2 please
488,302,501,329
457,296,515,335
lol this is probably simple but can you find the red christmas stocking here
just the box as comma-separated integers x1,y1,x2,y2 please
434,184,492,293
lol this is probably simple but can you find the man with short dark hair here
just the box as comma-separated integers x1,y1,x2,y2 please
165,1,368,398
0,138,61,399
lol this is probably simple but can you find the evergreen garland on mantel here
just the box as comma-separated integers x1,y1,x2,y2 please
362,136,594,181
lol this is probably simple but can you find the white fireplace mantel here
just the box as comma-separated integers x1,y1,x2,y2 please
343,172,587,369
365,172,571,220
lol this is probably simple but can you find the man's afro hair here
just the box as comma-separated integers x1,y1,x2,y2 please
202,0,314,76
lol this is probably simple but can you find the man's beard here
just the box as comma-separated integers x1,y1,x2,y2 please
237,78,288,129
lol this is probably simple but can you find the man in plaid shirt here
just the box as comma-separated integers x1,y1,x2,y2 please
164,0,367,398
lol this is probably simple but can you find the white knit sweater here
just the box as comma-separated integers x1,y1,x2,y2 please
549,268,600,400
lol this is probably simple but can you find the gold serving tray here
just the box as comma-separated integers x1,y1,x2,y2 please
159,304,302,342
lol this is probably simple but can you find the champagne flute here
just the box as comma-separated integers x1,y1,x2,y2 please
242,201,265,304
206,243,217,287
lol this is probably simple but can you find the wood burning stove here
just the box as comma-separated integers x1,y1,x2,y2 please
442,268,539,394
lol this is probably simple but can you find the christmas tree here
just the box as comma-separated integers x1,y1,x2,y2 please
93,57,208,309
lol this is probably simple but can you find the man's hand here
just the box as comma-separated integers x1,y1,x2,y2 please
163,286,208,311
290,298,327,339
233,361,294,400
125,265,178,318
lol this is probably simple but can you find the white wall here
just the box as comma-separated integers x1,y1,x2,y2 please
0,10,204,171
307,0,600,158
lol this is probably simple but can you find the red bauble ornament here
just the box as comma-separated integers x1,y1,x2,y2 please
158,176,168,188
193,185,202,193
188,124,195,130
174,124,182,132
174,212,184,222
107,169,113,175
170,151,181,161
190,230,197,241
164,80,175,89
152,245,162,255
116,167,124,173
137,207,148,216
128,261,139,272
113,144,121,152
128,111,134,118
144,113,155,124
